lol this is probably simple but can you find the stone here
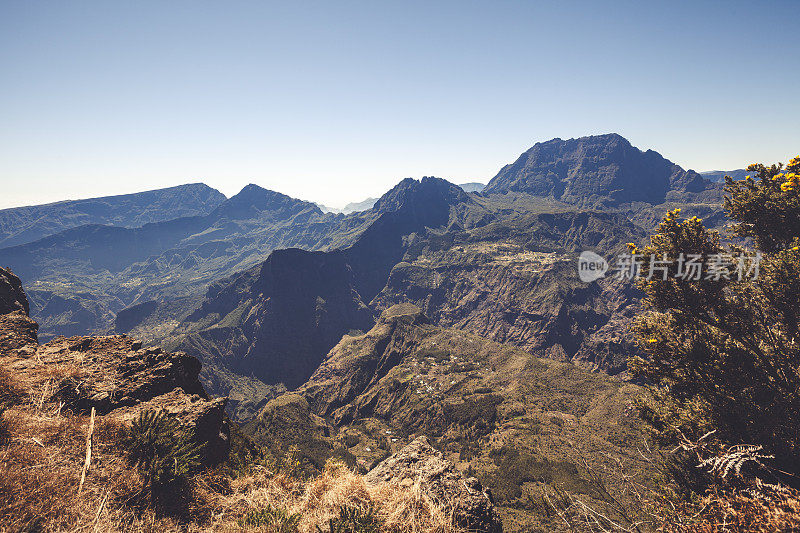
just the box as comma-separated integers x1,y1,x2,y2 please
365,436,502,533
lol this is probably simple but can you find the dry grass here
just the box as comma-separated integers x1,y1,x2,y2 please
659,482,800,533
0,388,464,533
200,460,461,532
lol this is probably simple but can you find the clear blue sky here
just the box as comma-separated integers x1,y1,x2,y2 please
1,1,798,209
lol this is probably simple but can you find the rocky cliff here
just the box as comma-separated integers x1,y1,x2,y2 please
160,178,483,418
0,267,229,464
372,211,646,373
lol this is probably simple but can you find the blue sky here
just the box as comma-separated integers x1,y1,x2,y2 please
1,1,798,209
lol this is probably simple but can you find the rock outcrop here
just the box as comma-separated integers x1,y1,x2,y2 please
371,212,645,373
0,268,38,356
0,269,229,464
366,436,502,533
0,268,29,315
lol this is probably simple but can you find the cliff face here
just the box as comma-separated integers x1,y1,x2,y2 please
0,268,38,357
371,212,646,373
0,268,229,464
484,133,715,207
0,268,29,315
174,248,375,390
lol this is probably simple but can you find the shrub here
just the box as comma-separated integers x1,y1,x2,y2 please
316,505,381,533
631,155,800,489
238,505,300,532
125,410,204,496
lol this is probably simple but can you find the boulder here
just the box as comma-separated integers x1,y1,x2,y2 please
0,311,38,357
35,335,207,413
111,389,230,464
366,436,502,533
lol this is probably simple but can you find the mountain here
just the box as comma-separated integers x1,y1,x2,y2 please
0,183,225,248
317,197,379,214
0,184,344,340
484,133,718,207
142,177,650,424
458,182,486,193
700,168,749,182
154,177,483,417
343,197,379,212
244,305,652,531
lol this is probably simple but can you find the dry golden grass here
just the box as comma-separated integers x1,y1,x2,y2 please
199,461,462,532
0,388,465,533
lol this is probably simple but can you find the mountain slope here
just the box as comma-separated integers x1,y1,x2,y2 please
245,305,651,531
484,133,717,207
0,185,343,340
0,183,225,248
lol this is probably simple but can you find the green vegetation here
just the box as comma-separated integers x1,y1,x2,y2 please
125,410,204,496
316,505,381,533
238,505,301,532
487,446,596,504
628,156,800,526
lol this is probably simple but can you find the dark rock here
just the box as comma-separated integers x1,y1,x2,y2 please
0,267,29,315
35,335,207,413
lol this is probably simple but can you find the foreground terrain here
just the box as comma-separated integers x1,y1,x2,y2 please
0,267,502,532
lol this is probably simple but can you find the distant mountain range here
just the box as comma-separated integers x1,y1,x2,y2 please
700,169,749,182
0,183,225,248
0,133,725,395
317,197,379,214
316,183,485,214
457,182,486,192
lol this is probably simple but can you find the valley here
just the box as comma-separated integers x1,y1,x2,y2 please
0,133,732,531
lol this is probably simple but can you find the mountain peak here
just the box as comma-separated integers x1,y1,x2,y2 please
372,176,470,214
484,134,712,206
213,184,323,221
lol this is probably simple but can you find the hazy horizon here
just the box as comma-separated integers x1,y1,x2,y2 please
2,1,798,210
